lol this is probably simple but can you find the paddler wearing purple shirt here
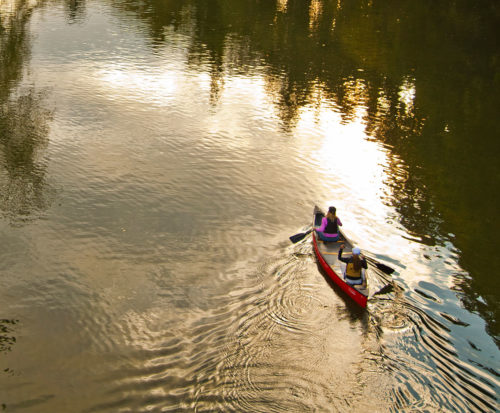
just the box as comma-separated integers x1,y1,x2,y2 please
314,206,342,242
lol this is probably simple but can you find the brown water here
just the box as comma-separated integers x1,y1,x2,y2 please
1,0,499,411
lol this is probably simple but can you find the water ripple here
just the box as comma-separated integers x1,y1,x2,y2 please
374,298,499,412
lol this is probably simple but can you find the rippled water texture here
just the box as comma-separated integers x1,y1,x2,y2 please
0,0,499,412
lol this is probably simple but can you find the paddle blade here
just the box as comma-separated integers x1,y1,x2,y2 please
373,283,394,296
365,256,396,275
375,262,395,275
289,229,312,243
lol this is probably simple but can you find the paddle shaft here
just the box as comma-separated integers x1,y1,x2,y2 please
289,229,313,243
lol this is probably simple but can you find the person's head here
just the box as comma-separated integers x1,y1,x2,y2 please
326,206,336,220
352,247,361,255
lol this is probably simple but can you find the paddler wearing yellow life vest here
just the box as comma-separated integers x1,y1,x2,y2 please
338,244,367,289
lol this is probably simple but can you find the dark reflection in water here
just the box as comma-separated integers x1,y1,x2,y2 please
0,88,54,221
65,0,86,24
0,0,54,223
0,319,17,386
0,319,18,354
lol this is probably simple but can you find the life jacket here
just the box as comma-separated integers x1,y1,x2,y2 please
324,217,338,234
345,261,362,280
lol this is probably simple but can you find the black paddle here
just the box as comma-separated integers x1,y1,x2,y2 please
375,262,395,275
289,229,313,243
372,283,394,296
365,256,395,275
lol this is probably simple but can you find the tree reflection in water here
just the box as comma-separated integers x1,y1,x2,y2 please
0,0,54,224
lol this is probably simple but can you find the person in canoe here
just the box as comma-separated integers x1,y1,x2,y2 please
314,206,343,242
338,245,367,289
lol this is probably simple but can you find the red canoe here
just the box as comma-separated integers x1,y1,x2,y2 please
312,206,369,308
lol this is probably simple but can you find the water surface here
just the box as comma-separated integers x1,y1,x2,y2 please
0,0,499,411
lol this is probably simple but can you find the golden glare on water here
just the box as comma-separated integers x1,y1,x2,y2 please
276,0,288,13
309,109,387,196
204,75,273,141
98,66,179,105
309,0,323,32
398,77,416,116
297,104,391,222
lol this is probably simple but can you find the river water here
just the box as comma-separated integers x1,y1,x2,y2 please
1,0,499,411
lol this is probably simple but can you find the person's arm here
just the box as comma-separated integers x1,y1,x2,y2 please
337,217,342,227
337,244,350,263
315,216,328,232
361,257,368,269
